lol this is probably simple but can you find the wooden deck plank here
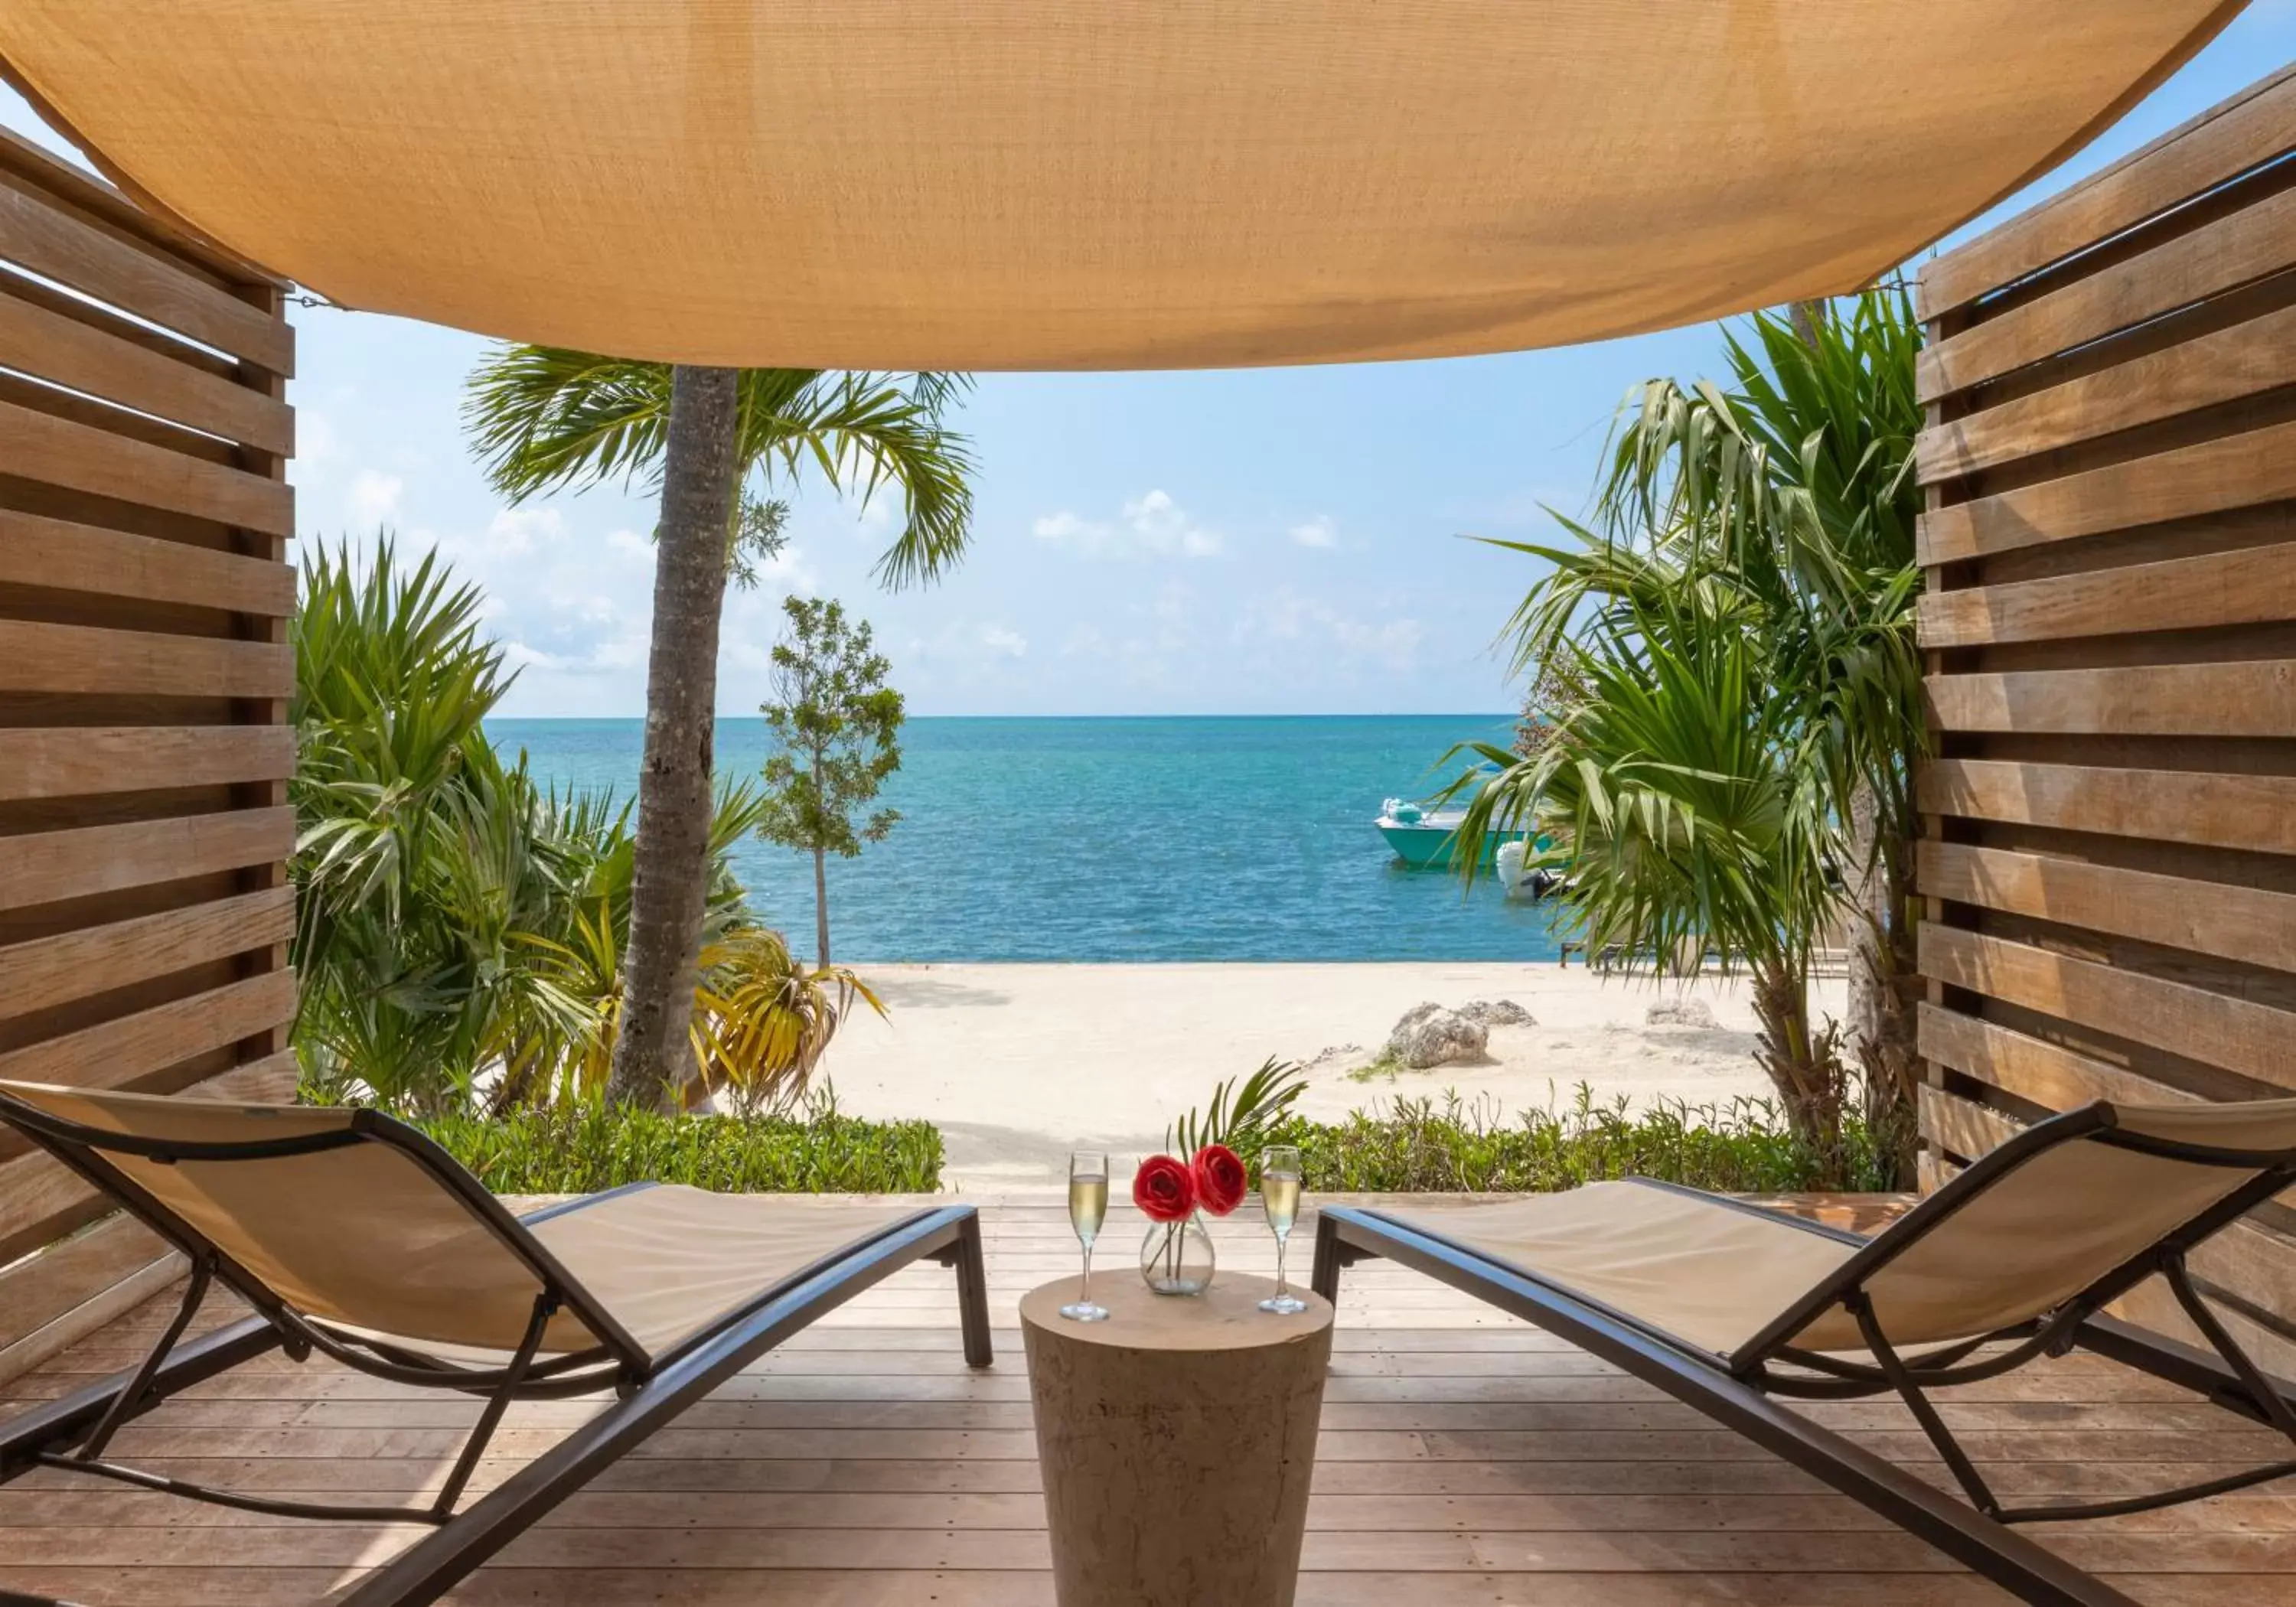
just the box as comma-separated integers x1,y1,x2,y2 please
0,1569,2075,1606
0,1194,2291,1605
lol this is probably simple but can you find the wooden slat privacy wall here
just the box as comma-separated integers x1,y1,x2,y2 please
0,132,295,1386
1915,66,2296,1370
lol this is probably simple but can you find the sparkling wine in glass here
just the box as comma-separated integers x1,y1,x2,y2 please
1061,1151,1110,1321
1259,1145,1308,1315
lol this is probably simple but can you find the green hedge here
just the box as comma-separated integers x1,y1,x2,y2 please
416,1100,944,1195
1268,1089,1894,1195
411,1087,1883,1199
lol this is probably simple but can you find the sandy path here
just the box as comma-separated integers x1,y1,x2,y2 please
815,963,1847,1188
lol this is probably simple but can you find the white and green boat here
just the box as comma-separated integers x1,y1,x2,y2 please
1375,797,1528,870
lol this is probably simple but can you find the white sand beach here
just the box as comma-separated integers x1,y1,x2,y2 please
819,963,1847,1188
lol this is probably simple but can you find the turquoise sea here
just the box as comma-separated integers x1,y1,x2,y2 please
488,715,1566,963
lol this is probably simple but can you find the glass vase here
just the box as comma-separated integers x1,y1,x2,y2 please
1139,1211,1216,1295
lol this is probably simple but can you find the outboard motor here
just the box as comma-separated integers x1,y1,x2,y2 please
1495,839,1528,892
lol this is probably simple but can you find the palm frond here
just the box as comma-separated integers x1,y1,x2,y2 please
462,347,673,500
1169,1058,1309,1162
462,350,978,588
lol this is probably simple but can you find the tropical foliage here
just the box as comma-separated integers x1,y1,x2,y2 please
1450,290,1925,1181
694,927,883,1113
462,354,976,1107
292,541,875,1116
1168,1058,1310,1166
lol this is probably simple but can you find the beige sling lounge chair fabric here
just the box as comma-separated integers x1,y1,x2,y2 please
1385,1097,2296,1358
0,2,2240,370
526,1187,920,1359
0,1081,918,1361
1397,1182,1861,1354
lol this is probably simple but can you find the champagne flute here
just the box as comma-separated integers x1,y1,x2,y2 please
1060,1151,1110,1322
1258,1145,1308,1315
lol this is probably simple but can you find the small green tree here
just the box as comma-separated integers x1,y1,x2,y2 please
758,597,905,966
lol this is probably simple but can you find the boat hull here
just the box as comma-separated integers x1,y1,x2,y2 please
1376,817,1527,869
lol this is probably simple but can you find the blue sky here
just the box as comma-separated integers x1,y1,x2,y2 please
8,8,2294,718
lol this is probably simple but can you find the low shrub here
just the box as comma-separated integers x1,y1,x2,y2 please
414,1092,944,1195
1267,1084,1895,1195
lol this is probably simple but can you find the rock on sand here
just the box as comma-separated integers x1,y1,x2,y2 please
1386,1002,1489,1068
1645,996,1719,1028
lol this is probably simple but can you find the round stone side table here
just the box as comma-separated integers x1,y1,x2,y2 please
1020,1271,1334,1607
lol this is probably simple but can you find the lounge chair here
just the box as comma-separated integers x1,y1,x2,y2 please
1311,1097,2296,1607
0,1079,991,1607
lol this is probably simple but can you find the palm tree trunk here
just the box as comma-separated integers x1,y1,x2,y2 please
1854,812,1923,1186
814,845,831,968
1845,777,1889,1062
605,364,741,1110
1750,960,1847,1186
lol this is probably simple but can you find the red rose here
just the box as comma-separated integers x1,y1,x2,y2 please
1132,1153,1197,1223
1191,1144,1247,1217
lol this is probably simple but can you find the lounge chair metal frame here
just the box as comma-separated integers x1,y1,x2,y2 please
0,1093,993,1607
1312,1102,2296,1607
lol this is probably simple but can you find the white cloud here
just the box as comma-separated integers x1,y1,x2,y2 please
1032,490,1221,559
755,541,821,595
900,619,1035,668
483,506,566,556
1122,489,1221,557
1288,515,1339,549
348,468,404,526
1032,510,1107,544
1244,588,1424,673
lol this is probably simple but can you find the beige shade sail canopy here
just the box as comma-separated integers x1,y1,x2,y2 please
0,1,2244,370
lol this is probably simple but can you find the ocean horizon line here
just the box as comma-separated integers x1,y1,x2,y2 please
491,710,1519,723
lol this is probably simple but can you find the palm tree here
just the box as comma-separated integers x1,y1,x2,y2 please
463,357,975,1108
1454,591,1849,1164
1458,288,1924,1175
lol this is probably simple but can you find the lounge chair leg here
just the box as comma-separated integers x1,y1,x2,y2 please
431,1292,556,1518
0,1312,282,1486
2164,1256,2296,1442
1310,1212,1345,1302
951,1211,994,1368
73,1253,214,1462
1849,1291,2003,1517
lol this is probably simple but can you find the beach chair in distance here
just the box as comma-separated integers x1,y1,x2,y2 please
1312,1097,2296,1607
0,1078,992,1607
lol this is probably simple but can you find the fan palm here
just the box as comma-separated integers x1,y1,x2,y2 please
293,541,587,1112
463,355,977,1108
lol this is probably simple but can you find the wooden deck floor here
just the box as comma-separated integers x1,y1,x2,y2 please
5,1192,2296,1605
